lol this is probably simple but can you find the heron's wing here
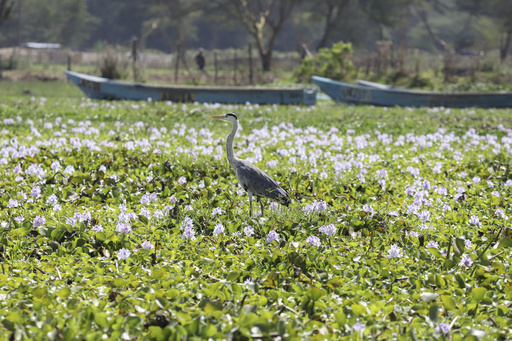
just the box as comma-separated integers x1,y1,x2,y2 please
235,163,290,204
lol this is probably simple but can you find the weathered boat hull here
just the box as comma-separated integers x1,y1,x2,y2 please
65,71,317,105
313,76,512,108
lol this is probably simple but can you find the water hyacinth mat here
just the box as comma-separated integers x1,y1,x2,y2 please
1,97,512,340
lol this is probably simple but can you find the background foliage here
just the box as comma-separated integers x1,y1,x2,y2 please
0,0,511,57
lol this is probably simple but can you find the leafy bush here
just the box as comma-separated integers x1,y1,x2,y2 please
443,81,506,92
99,46,124,79
0,53,17,71
408,75,432,89
296,41,355,82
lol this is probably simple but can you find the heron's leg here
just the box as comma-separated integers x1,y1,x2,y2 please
258,197,264,216
248,191,253,217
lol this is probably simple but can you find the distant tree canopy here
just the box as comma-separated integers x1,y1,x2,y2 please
1,0,512,69
0,0,13,28
144,0,203,54
484,0,512,61
24,0,98,47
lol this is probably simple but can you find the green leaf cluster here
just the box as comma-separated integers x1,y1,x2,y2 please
0,92,512,339
296,41,355,82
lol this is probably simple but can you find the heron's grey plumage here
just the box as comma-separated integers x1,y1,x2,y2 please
236,163,291,206
211,113,291,216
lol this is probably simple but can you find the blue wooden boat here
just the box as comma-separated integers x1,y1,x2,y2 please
312,76,512,108
65,71,317,105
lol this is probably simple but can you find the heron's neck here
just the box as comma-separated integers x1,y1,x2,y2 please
226,120,238,166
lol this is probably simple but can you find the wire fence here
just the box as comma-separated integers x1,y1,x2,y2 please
1,45,511,87
0,46,303,85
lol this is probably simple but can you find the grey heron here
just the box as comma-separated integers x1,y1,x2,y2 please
210,113,291,216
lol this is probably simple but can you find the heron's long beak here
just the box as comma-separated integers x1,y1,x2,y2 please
210,115,225,119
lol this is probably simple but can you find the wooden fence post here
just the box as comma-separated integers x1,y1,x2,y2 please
248,44,253,85
132,38,138,62
233,49,237,85
132,37,139,81
0,54,3,80
214,52,218,84
67,54,71,71
174,44,180,83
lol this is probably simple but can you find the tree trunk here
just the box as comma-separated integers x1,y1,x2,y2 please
260,51,272,72
316,30,330,51
500,30,512,62
255,17,278,72
416,9,452,53
396,6,410,72
454,14,474,54
210,0,295,72
316,0,350,51
0,0,13,27
316,4,335,51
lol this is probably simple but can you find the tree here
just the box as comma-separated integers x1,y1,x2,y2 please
210,0,296,71
87,0,147,47
484,0,512,61
19,0,98,47
144,0,203,82
0,0,13,28
358,0,456,53
359,0,415,71
308,0,351,50
359,0,409,32
145,0,202,52
453,0,483,53
409,0,453,53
